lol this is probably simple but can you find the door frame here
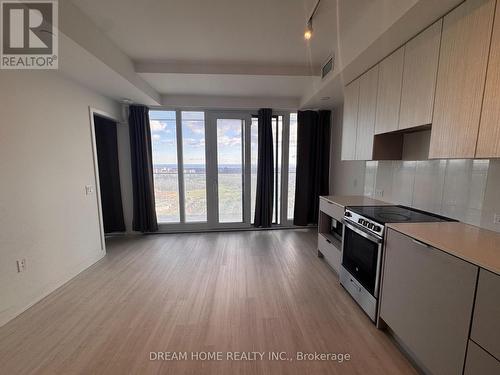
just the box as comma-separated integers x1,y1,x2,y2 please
205,110,253,229
154,108,297,233
88,107,124,252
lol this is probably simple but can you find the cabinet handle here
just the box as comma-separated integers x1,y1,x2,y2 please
326,239,332,244
412,239,429,248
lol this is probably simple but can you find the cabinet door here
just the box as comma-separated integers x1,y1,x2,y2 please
355,65,379,160
399,20,442,131
375,47,404,135
476,0,500,158
471,269,500,360
429,0,496,159
341,79,360,161
380,229,478,375
464,341,500,375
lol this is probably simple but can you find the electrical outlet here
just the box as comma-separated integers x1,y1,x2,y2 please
494,214,500,225
375,189,384,198
16,259,26,273
85,185,94,195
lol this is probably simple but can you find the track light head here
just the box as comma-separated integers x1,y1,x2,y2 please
304,20,313,40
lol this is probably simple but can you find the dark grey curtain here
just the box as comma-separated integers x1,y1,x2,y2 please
293,110,331,226
128,105,158,232
254,108,274,228
94,115,126,233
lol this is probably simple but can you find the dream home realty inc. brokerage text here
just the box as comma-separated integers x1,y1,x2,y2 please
149,351,352,363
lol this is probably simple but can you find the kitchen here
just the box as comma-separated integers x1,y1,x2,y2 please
320,0,500,373
1,0,500,374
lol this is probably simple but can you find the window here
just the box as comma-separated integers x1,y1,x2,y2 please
251,114,294,225
150,109,297,229
272,115,283,224
288,113,297,220
216,119,244,223
250,117,258,223
181,111,207,222
149,110,180,223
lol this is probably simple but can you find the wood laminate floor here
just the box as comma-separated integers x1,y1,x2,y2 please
0,229,416,375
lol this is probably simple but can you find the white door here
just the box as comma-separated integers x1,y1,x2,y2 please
206,111,252,228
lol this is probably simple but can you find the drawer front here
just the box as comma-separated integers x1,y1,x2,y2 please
380,229,478,375
319,198,344,221
464,340,500,375
471,269,500,360
318,235,341,274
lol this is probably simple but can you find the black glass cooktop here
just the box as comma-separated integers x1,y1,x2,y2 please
347,205,455,224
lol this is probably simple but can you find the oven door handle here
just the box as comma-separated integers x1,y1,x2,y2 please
342,220,383,244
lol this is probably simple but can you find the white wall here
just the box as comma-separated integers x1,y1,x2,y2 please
0,70,122,326
329,106,366,195
337,0,419,70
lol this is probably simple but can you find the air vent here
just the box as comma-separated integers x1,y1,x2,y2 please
322,55,334,79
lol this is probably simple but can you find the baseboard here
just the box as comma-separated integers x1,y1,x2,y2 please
0,250,106,328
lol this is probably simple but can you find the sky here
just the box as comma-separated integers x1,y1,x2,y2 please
149,110,244,165
149,110,297,167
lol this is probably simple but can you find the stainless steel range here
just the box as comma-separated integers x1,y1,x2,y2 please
340,205,455,322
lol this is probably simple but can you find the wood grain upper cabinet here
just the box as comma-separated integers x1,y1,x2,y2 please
429,0,496,159
355,65,379,160
380,229,478,375
341,79,360,160
476,0,500,158
375,47,404,135
399,20,442,131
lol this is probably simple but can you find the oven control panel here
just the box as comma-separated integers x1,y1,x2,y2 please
344,209,384,237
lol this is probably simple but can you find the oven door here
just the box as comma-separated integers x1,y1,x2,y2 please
341,220,383,297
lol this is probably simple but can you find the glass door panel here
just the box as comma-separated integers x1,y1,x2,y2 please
250,117,258,223
288,113,297,220
181,111,207,222
150,109,295,230
216,119,244,223
272,116,283,224
149,110,180,223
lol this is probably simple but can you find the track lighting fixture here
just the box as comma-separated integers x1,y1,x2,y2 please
304,0,321,40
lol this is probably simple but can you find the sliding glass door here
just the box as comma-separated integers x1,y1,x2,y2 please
205,112,251,227
150,109,296,231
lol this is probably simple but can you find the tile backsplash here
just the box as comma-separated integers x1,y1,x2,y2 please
364,159,500,233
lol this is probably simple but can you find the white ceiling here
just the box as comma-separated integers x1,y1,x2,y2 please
64,0,463,109
140,73,319,97
73,0,336,66
71,0,337,103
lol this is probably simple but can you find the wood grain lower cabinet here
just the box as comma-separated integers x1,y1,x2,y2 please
319,198,344,221
471,269,500,361
341,80,360,161
429,0,496,159
380,229,478,375
464,341,500,375
318,234,341,274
